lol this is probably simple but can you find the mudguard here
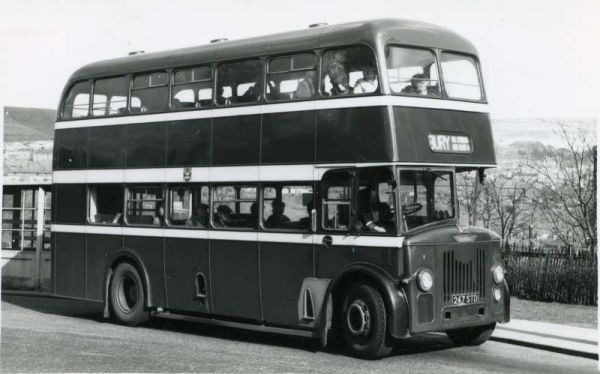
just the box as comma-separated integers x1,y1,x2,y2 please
317,263,410,341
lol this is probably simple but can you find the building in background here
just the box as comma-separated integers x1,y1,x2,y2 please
2,106,55,290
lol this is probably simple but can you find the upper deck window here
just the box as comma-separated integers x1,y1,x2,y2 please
216,59,263,105
92,77,129,117
62,81,90,119
440,52,482,101
172,66,213,110
321,46,379,96
131,71,169,113
386,46,440,97
267,53,316,101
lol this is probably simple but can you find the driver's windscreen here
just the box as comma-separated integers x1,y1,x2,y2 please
398,169,455,230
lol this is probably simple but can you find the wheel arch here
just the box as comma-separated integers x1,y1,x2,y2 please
318,263,409,340
103,248,153,318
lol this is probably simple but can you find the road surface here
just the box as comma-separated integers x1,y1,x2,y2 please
1,294,596,373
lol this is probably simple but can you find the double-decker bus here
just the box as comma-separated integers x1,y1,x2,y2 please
51,19,509,358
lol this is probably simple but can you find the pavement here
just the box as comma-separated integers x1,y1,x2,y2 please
494,319,598,358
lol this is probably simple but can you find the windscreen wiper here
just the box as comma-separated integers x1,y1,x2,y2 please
424,168,447,181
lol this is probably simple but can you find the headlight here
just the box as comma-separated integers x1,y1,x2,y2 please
492,265,505,284
417,269,434,292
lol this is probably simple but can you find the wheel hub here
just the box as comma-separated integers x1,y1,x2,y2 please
346,299,371,336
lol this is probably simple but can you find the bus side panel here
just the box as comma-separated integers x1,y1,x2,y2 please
210,240,260,320
167,119,212,167
164,237,210,314
212,115,260,166
261,111,315,164
86,234,122,301
259,241,313,327
316,245,395,279
316,107,393,163
54,232,86,298
123,236,166,307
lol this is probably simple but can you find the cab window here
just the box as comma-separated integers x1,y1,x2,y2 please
321,171,353,231
357,168,396,234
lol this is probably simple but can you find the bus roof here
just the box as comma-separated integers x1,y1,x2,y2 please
68,19,478,82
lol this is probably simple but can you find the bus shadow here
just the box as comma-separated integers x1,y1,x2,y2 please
3,293,458,358
146,315,457,358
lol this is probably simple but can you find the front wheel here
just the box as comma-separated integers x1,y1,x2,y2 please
109,262,149,326
446,323,496,346
339,283,392,359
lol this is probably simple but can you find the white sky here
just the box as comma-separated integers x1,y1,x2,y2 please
0,0,598,119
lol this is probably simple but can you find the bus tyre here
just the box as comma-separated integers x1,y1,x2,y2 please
446,323,496,346
340,283,392,359
109,262,149,326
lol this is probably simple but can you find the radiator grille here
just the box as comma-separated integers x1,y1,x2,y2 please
443,248,486,303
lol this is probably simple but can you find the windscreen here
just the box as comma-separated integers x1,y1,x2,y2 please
398,169,455,230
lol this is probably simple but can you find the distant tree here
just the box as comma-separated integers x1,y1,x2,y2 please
456,171,482,226
525,123,597,253
483,173,531,247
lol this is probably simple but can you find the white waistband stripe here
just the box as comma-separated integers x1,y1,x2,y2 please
54,96,489,129
51,224,404,247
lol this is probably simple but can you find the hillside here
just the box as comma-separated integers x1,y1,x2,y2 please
3,106,56,142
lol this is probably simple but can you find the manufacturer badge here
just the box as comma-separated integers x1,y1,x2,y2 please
183,167,192,182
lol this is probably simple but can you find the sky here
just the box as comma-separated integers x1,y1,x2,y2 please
0,0,599,120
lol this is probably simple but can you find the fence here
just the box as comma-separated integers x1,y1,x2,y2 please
502,244,597,306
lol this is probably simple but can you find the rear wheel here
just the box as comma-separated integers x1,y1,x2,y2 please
446,323,496,346
339,282,392,359
110,262,149,326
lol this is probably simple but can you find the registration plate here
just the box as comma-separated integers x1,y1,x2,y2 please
452,293,479,306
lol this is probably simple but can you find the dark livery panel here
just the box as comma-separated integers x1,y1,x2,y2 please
54,106,495,169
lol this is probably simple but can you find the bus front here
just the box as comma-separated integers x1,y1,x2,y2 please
382,39,509,341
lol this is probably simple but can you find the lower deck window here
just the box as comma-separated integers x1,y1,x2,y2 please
212,186,257,229
126,186,164,226
262,185,313,230
168,185,209,227
89,185,123,224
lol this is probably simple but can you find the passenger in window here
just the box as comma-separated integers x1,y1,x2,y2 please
187,204,209,227
402,74,432,96
353,66,378,94
153,203,165,225
240,84,258,102
215,205,234,226
266,199,290,228
298,200,313,228
296,71,316,99
324,55,349,96
248,202,258,226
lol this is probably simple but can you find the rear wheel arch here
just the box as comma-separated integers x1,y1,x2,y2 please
103,250,153,316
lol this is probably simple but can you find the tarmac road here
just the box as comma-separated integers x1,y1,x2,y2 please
1,294,597,373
